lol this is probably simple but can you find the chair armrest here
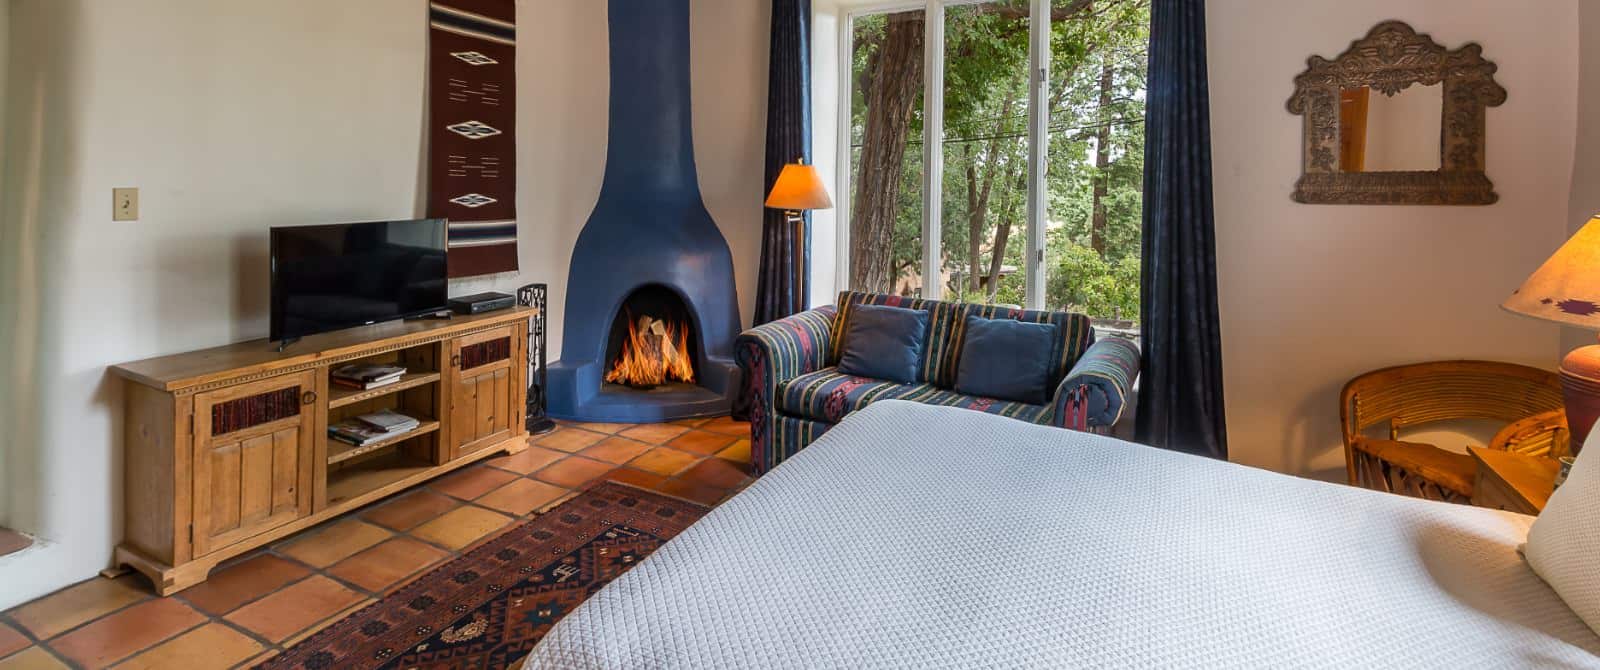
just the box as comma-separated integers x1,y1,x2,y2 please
1489,409,1570,458
735,306,837,472
1052,336,1140,431
1351,438,1476,498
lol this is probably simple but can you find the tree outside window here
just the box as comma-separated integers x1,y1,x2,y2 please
848,0,1149,327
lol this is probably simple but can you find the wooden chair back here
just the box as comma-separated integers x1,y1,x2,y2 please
1339,360,1562,485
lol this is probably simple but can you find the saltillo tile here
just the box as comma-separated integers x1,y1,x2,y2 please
223,576,364,643
361,490,461,532
276,519,392,568
626,447,700,477
475,478,570,517
428,466,518,501
532,457,615,489
48,598,206,669
108,623,262,670
326,537,449,594
579,437,653,464
409,506,513,551
177,554,311,616
7,576,150,640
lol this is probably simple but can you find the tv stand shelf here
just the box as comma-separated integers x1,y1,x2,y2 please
326,451,438,507
328,371,442,409
327,420,441,465
108,307,533,595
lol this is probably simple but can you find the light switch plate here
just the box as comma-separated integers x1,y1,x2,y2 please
113,187,138,221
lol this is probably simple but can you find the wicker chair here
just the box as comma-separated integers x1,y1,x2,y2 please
1339,361,1563,503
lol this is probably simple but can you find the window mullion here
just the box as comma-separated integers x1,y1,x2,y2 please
921,0,944,300
1023,0,1049,310
835,10,854,298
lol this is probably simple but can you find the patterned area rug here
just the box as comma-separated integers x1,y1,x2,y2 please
264,482,708,669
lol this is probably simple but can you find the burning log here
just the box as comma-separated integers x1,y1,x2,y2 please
606,311,696,389
637,316,665,385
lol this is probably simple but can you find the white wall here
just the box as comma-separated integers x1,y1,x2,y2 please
0,0,769,609
0,0,12,530
1564,1,1600,356
692,0,771,325
1208,0,1578,477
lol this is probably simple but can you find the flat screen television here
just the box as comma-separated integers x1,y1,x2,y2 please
270,219,448,343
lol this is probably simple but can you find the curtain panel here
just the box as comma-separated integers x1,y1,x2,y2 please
754,0,814,324
1136,0,1228,460
736,0,813,419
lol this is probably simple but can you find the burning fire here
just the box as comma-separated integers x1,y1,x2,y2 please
605,311,695,388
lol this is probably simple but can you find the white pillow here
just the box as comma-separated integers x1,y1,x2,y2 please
1524,442,1600,635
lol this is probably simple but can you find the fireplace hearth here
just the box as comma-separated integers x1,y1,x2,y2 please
544,0,742,423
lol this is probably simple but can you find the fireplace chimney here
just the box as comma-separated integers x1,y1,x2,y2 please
546,0,743,422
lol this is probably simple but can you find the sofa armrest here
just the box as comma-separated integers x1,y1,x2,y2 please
735,306,838,472
1052,336,1140,432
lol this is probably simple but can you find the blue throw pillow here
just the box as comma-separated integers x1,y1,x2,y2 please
837,304,929,384
955,315,1058,405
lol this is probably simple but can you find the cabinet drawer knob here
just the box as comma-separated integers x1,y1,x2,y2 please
451,354,462,368
301,390,317,405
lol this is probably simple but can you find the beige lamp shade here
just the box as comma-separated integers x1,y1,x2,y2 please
765,162,833,211
1504,216,1600,330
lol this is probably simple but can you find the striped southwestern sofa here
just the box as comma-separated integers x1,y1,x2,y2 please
736,291,1141,474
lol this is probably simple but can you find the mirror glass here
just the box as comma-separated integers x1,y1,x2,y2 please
1336,83,1443,172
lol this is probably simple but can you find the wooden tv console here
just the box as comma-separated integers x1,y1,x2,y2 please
108,308,533,595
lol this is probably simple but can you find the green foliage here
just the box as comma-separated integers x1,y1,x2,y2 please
850,1,1149,321
1047,243,1140,321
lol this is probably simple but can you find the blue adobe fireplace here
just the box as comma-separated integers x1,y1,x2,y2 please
545,0,742,422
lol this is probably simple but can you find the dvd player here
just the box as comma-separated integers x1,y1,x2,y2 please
449,292,516,315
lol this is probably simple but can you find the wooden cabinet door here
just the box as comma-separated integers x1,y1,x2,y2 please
446,327,517,460
191,371,316,556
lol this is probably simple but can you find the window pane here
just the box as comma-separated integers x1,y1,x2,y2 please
940,1,1031,306
849,10,926,297
1045,0,1149,328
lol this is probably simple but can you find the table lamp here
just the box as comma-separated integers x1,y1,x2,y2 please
1503,215,1600,453
765,158,833,221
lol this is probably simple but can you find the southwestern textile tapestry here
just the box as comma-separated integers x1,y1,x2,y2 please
428,0,518,278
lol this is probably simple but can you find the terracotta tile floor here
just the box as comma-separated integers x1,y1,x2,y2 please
0,417,753,670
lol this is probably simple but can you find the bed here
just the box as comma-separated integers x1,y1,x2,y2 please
523,400,1600,668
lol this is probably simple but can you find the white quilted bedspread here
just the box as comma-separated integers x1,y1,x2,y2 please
524,400,1600,668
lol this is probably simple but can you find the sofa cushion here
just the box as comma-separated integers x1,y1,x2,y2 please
939,303,1095,390
837,304,928,384
899,387,1055,425
776,368,924,423
830,292,962,384
827,291,1096,391
955,315,1058,405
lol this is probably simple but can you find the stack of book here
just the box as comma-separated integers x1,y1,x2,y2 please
331,363,406,390
329,409,422,447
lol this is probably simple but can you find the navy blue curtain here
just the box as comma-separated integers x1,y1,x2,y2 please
754,0,813,325
735,0,812,420
1136,0,1227,459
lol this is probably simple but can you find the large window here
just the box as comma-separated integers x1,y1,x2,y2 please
940,2,1031,306
848,9,926,297
845,0,1149,326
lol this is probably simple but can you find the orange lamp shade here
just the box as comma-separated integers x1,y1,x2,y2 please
1504,214,1600,452
1504,216,1600,328
765,162,833,211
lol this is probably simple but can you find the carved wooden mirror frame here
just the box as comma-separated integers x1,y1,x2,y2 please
1287,21,1506,205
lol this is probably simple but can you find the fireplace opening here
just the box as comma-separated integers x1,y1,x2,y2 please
604,285,700,391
